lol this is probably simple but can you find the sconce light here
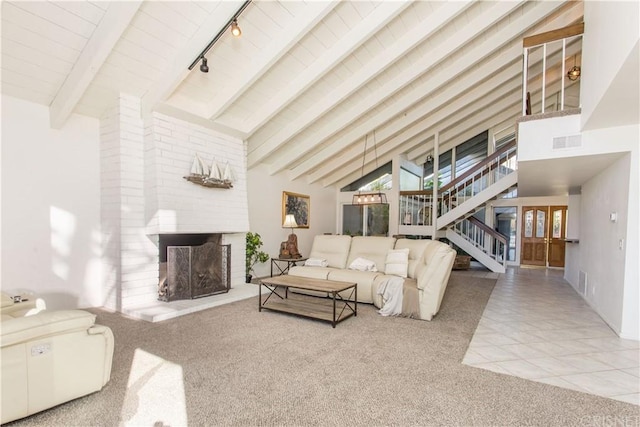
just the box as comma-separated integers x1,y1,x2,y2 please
567,65,581,81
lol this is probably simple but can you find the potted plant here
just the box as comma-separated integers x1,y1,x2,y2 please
245,231,269,283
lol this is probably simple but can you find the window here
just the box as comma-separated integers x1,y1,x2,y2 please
423,131,488,189
341,162,392,192
342,204,389,237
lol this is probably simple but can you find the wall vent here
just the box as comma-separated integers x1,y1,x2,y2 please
578,271,588,295
553,134,582,149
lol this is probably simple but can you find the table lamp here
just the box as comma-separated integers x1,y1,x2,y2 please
280,214,301,258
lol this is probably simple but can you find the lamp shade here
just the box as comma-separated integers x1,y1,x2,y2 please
283,214,298,228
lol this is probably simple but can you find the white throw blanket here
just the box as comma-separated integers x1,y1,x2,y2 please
376,275,404,316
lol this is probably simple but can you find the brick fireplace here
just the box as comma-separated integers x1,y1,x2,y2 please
100,95,248,313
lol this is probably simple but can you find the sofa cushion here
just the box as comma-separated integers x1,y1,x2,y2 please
288,265,332,280
385,248,410,278
346,236,396,273
394,239,430,278
308,235,352,269
326,269,381,304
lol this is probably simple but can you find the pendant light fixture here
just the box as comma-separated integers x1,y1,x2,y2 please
567,55,581,81
567,65,581,81
352,130,388,206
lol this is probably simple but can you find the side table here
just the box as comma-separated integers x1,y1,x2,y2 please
270,257,308,277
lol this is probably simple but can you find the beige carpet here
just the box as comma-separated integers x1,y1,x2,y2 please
7,276,638,426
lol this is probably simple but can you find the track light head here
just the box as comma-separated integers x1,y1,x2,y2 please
230,19,241,37
199,57,209,73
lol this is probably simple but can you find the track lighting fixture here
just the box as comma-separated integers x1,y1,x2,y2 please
199,57,209,73
187,1,251,71
230,19,241,37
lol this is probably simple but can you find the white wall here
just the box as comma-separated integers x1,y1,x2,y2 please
247,164,336,278
579,154,630,335
569,124,638,340
518,114,581,162
564,193,581,288
582,1,639,129
1,95,102,309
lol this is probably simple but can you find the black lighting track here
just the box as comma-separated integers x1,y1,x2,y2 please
188,0,252,71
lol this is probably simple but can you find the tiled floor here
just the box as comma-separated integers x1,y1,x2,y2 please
459,265,640,405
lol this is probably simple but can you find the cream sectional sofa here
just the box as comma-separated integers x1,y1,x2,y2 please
1,292,114,424
288,235,456,320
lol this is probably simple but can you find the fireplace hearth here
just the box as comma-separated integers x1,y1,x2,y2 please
158,234,231,302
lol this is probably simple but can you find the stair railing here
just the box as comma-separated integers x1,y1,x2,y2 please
522,22,584,115
451,216,508,269
398,191,434,227
439,139,517,216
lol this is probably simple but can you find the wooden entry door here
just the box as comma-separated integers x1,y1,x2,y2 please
548,206,568,267
521,206,548,266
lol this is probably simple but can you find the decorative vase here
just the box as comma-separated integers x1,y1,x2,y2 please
246,274,253,284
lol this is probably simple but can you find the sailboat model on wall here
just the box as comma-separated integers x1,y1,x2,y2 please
184,154,234,189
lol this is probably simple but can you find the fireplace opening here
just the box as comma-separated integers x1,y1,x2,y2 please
158,234,231,302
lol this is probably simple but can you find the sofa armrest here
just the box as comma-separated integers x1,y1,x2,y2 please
414,244,456,320
1,310,96,348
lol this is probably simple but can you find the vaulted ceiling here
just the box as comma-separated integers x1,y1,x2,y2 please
1,0,583,188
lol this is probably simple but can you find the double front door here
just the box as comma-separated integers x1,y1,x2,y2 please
521,206,567,267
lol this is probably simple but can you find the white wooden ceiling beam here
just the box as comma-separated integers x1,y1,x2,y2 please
316,71,522,187
328,99,522,189
291,0,579,182
141,1,245,118
324,35,579,189
306,60,522,185
329,131,429,190
284,2,534,179
247,0,475,168
241,0,412,135
49,1,142,129
204,1,339,122
264,0,524,175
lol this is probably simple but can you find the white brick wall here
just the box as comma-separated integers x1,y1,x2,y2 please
145,113,249,235
101,103,249,311
100,95,159,311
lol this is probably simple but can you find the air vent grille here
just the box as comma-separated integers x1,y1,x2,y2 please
553,134,582,149
578,271,587,295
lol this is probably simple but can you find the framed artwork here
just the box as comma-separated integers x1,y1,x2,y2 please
282,191,310,228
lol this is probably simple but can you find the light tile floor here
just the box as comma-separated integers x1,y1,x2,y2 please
459,265,640,406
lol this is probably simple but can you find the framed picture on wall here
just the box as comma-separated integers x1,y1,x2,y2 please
282,191,310,228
